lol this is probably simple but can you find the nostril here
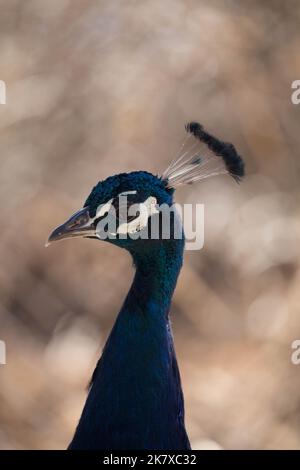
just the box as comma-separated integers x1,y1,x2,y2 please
69,216,85,228
68,222,77,229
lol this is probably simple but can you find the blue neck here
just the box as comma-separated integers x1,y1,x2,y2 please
129,239,185,314
69,238,190,450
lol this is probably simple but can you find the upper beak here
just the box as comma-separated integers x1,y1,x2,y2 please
46,207,94,246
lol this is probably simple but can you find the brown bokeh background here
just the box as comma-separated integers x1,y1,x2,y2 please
1,0,300,450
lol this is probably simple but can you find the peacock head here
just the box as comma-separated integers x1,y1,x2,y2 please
47,171,175,252
47,122,244,252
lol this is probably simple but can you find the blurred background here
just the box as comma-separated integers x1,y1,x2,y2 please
0,0,300,450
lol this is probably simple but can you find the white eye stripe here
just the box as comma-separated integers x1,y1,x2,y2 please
93,194,159,237
93,196,158,236
94,191,137,219
118,190,137,196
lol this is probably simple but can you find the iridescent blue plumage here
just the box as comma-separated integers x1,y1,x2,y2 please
69,171,190,449
47,123,244,450
85,171,173,216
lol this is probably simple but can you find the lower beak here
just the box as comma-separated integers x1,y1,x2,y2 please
46,207,94,246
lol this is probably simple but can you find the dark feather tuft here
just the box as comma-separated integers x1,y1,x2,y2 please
185,121,245,182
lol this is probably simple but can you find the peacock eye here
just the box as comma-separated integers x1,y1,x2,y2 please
92,213,108,228
112,196,140,223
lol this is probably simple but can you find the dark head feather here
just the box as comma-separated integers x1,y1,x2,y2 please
185,122,245,182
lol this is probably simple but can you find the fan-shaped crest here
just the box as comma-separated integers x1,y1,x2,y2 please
161,122,244,187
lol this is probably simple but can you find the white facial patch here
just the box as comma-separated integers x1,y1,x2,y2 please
94,194,159,238
117,196,159,235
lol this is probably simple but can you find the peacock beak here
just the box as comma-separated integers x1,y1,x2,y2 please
46,207,94,246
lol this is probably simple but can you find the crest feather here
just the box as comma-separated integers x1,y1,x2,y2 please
161,122,245,187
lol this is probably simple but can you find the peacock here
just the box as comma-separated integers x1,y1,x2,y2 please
47,122,244,450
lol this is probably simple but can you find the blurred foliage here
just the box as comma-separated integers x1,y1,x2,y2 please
0,0,300,450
